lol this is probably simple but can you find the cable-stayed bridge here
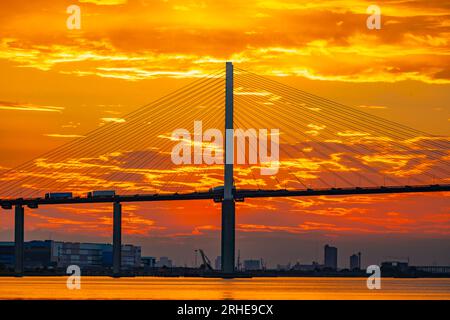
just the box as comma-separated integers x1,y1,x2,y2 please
0,62,449,276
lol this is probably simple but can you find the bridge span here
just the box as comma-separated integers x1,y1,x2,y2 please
1,184,449,208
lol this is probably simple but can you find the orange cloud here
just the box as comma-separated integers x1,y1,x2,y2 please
0,101,64,113
0,1,449,83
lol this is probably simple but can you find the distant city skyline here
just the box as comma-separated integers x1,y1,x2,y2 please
0,236,447,270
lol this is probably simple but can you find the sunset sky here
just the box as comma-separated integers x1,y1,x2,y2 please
0,0,449,268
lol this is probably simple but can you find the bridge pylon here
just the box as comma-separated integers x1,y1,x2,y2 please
221,62,235,274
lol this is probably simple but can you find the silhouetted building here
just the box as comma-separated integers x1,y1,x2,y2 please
324,244,338,270
156,256,172,268
381,261,409,273
58,242,106,268
58,242,140,270
292,261,321,271
414,266,450,274
350,252,361,270
142,256,156,269
24,240,60,269
0,240,59,269
276,263,291,271
0,240,141,270
121,245,141,269
244,259,261,271
0,242,15,268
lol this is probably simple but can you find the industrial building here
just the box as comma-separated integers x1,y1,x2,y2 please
381,261,409,273
142,256,156,269
0,240,141,271
57,242,140,270
0,240,59,269
0,242,16,267
291,261,322,271
58,242,107,268
243,259,261,271
155,256,172,268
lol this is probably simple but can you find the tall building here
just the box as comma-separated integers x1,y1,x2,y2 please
350,252,361,270
324,244,338,270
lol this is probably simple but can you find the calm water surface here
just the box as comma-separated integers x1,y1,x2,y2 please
0,277,449,300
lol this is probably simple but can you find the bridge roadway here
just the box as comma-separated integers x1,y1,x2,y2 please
1,184,449,208
2,184,448,276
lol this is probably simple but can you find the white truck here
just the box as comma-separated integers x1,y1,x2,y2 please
87,190,116,198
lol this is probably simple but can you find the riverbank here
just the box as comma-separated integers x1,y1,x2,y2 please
1,268,449,278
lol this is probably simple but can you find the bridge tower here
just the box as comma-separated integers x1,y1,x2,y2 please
221,62,235,274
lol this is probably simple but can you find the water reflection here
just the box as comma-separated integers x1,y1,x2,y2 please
0,277,449,300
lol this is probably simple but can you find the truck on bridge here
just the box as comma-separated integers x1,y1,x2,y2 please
87,190,116,198
44,192,73,199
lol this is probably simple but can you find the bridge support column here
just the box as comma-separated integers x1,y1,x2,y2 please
14,204,24,276
113,202,122,277
221,199,235,273
221,61,235,274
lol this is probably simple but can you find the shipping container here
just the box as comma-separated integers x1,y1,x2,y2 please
45,192,73,199
87,190,116,198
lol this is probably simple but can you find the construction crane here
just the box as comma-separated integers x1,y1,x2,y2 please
197,249,213,271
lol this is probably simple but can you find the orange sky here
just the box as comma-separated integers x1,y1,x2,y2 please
0,0,449,267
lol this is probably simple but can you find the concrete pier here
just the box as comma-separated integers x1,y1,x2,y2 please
221,198,235,273
113,201,122,276
14,204,24,276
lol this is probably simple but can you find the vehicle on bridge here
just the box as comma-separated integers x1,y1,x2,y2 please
44,192,73,199
87,190,116,198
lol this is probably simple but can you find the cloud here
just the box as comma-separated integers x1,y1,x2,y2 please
44,134,85,138
337,131,370,137
0,101,64,113
358,105,388,110
79,0,127,5
100,117,126,123
293,207,370,217
26,203,162,237
0,1,449,83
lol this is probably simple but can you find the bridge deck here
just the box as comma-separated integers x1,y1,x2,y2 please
0,184,449,208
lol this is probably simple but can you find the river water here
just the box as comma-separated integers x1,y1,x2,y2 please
0,277,449,300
